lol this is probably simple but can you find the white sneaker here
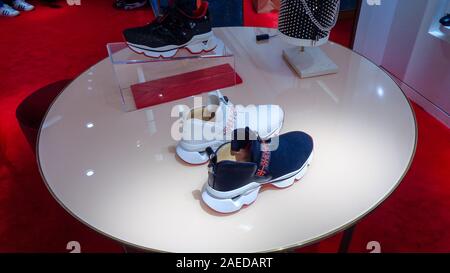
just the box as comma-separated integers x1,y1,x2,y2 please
0,4,20,16
13,0,34,11
176,91,284,164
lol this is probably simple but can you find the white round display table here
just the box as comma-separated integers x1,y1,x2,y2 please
37,27,417,252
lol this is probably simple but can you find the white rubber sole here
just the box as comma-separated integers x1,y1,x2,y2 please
176,145,209,165
176,139,223,165
127,32,217,58
202,151,313,213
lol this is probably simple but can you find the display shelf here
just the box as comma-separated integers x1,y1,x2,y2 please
106,36,236,112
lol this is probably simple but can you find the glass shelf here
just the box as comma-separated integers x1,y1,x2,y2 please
106,37,236,112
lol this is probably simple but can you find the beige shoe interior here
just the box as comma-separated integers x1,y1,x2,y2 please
216,143,252,163
188,106,216,122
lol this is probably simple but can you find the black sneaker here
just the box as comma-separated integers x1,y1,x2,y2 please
123,1,216,58
202,128,314,213
114,0,147,10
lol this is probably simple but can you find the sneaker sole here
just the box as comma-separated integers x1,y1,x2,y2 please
175,141,222,165
201,151,314,214
127,32,217,58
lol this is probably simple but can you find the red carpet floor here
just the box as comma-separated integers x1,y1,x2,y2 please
0,0,449,252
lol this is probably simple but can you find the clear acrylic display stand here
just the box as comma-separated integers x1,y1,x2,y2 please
107,37,236,112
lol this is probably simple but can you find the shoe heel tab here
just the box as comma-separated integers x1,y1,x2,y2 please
231,127,258,152
206,90,228,112
205,146,216,164
233,127,259,141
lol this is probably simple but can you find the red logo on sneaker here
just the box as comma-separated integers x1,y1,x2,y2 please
256,142,270,177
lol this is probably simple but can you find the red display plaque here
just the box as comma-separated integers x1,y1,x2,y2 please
131,64,242,109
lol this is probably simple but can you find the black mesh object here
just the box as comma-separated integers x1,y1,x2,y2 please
278,0,340,42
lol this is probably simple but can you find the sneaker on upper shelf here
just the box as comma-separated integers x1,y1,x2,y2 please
122,1,216,58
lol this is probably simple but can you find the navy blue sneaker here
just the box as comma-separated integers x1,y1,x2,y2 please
123,1,216,58
202,128,314,213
